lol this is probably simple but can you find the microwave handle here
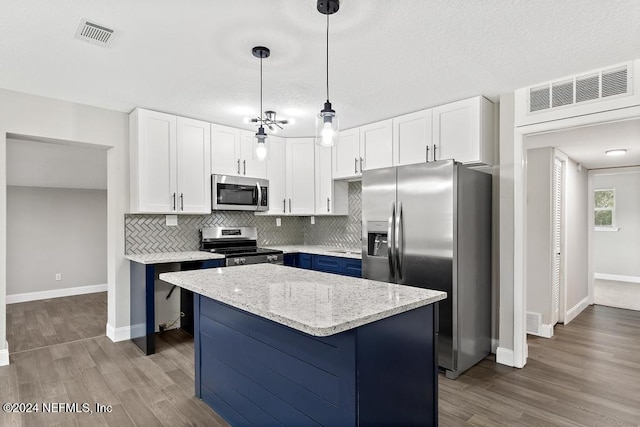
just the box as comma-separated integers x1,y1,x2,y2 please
256,182,262,211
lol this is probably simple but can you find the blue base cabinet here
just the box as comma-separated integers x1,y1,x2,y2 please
284,253,362,278
194,295,438,426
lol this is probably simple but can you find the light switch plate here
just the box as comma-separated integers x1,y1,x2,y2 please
166,215,178,226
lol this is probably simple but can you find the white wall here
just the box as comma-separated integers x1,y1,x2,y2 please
593,168,640,276
7,186,107,296
0,88,129,365
564,156,589,317
525,147,553,326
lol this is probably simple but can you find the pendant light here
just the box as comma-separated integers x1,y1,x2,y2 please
252,46,270,161
316,0,340,147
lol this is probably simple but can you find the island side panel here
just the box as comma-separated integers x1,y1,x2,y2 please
356,303,438,426
196,295,357,426
129,262,155,355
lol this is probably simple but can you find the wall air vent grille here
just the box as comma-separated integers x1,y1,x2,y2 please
602,67,627,97
526,312,541,335
576,74,599,103
530,86,550,112
552,81,574,107
528,64,631,113
74,19,117,47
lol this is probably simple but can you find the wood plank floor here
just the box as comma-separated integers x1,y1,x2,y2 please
2,294,639,426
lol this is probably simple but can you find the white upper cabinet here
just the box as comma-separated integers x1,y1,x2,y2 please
359,119,393,172
393,109,433,166
211,124,241,176
211,124,267,179
432,96,495,165
333,128,361,179
333,120,393,179
316,144,348,215
264,135,287,215
286,138,315,215
130,109,211,214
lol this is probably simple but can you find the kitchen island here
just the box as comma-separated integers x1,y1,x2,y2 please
160,264,446,426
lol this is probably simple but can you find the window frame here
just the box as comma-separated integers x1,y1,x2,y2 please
594,188,618,231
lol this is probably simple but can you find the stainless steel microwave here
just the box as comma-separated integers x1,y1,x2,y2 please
212,174,269,211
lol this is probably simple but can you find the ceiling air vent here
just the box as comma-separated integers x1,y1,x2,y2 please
74,19,117,47
528,63,631,113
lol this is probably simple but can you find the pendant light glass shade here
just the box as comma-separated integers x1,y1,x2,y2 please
316,100,339,147
255,125,268,161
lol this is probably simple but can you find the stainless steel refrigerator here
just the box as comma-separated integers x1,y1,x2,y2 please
362,160,491,379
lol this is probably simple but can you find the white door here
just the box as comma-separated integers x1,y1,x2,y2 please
265,136,287,214
176,117,211,213
360,119,393,171
393,109,432,166
211,124,241,176
333,128,361,179
551,157,564,325
286,138,315,215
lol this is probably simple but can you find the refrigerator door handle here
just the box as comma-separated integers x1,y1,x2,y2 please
395,202,403,280
388,202,396,278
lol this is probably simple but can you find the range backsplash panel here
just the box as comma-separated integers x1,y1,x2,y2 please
125,181,363,254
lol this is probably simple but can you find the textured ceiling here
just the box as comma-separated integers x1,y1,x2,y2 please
1,0,640,139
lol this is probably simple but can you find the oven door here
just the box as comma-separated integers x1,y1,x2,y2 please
212,175,269,211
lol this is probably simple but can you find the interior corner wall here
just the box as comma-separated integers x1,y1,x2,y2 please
7,186,107,296
0,88,129,358
525,147,553,325
565,157,589,313
498,93,515,356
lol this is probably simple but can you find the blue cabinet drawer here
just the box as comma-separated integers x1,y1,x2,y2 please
313,255,342,274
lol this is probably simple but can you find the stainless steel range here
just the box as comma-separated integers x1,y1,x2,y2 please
200,226,283,267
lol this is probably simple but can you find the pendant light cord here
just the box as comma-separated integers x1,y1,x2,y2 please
260,55,263,122
326,13,330,101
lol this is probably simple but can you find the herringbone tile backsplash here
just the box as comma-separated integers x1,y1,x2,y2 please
125,182,362,254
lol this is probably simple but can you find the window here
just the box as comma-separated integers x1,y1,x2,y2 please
594,188,615,229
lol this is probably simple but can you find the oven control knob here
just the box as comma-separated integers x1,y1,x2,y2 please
240,257,246,265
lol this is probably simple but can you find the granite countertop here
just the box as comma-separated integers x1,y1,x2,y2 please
262,245,362,259
159,264,446,337
125,251,225,264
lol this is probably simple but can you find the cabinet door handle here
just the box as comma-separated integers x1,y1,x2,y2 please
327,197,330,213
433,144,437,161
283,199,286,213
243,160,246,175
180,193,184,211
237,159,240,174
172,193,176,211
354,158,358,174
359,157,363,173
289,198,292,213
426,145,430,162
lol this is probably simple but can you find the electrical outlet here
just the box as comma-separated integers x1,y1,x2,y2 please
310,216,315,225
276,218,281,227
55,273,62,281
159,323,166,332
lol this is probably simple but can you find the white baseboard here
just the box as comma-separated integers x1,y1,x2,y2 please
565,296,590,324
106,323,145,342
496,346,515,367
0,341,9,366
527,323,554,338
6,283,107,304
594,273,640,284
